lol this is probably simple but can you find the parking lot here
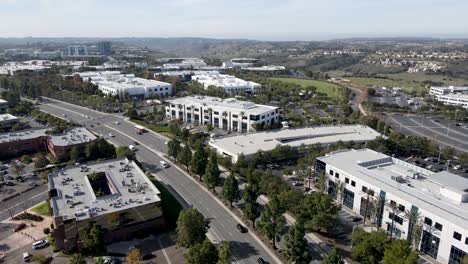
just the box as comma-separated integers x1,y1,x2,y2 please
368,87,426,111
382,113,468,154
0,161,42,202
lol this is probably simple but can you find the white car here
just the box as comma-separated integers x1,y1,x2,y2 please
129,145,136,151
115,121,120,125
31,240,48,250
108,133,115,138
160,161,169,168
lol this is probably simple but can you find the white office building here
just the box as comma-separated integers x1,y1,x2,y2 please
160,58,207,70
210,125,381,162
165,95,279,132
192,73,261,95
316,148,468,264
76,71,172,98
429,86,468,109
429,86,468,96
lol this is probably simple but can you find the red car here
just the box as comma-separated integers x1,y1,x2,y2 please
14,223,27,232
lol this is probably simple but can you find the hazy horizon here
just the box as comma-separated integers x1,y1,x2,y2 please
0,0,467,41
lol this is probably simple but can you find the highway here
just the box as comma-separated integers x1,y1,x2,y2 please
37,98,283,264
0,185,48,222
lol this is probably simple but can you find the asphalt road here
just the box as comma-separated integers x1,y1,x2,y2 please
0,185,48,222
37,98,282,264
382,113,468,153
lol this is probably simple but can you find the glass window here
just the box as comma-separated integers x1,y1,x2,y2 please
434,222,443,231
466,237,468,245
398,204,405,212
362,186,368,192
329,170,334,175
345,178,349,184
454,232,462,241
424,217,432,226
351,181,356,187
335,173,340,178
449,246,467,264
421,230,440,259
343,188,354,209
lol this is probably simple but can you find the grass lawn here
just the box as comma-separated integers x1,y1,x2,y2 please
31,201,50,216
130,119,173,138
384,72,468,86
269,77,344,99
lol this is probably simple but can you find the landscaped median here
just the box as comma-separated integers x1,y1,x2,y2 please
130,118,173,138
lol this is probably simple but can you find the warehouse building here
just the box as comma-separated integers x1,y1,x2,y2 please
316,148,468,264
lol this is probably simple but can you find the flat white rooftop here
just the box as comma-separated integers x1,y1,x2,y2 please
168,95,278,115
49,127,97,147
192,73,260,88
318,149,468,229
210,125,381,157
0,113,19,123
0,128,48,143
49,158,161,221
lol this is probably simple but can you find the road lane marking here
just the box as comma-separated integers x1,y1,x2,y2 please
0,191,48,217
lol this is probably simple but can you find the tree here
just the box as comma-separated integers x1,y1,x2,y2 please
285,219,312,264
217,241,231,264
116,146,136,160
323,248,344,264
316,172,327,193
70,254,86,264
185,239,219,264
34,152,49,169
127,248,142,264
176,208,209,248
190,143,208,179
223,172,239,207
302,192,338,233
11,162,25,178
79,222,104,254
404,208,422,248
127,107,139,119
204,152,220,190
20,155,31,164
257,196,286,249
234,153,247,172
96,257,105,264
167,139,181,159
387,201,399,240
177,145,192,171
351,228,387,264
362,189,375,225
382,240,418,264
70,146,80,162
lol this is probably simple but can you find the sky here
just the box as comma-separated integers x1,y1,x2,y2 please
0,0,467,41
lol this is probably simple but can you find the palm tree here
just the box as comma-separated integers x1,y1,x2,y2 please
386,201,399,240
222,111,228,130
404,209,422,247
239,111,245,132
335,179,344,205
362,189,375,225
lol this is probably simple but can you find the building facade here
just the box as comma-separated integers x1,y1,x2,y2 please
192,73,261,95
47,127,97,159
48,158,164,251
429,86,468,109
77,71,172,98
0,129,48,158
165,95,279,132
316,149,468,264
0,99,8,113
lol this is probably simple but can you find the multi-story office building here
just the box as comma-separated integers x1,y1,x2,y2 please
48,158,164,250
192,73,261,95
67,45,89,56
316,149,468,264
0,129,48,158
165,95,279,132
97,41,112,55
429,86,468,109
47,127,97,159
76,71,172,98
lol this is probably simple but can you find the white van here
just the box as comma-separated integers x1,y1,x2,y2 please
23,252,30,262
160,161,169,168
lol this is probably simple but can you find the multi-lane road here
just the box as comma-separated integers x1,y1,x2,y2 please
37,98,282,264
382,113,468,153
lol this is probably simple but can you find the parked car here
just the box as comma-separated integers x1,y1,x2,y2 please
292,181,303,186
108,133,115,138
14,223,27,232
31,240,48,250
23,252,30,262
236,224,248,233
160,161,169,168
5,181,14,186
17,177,25,182
257,257,267,264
